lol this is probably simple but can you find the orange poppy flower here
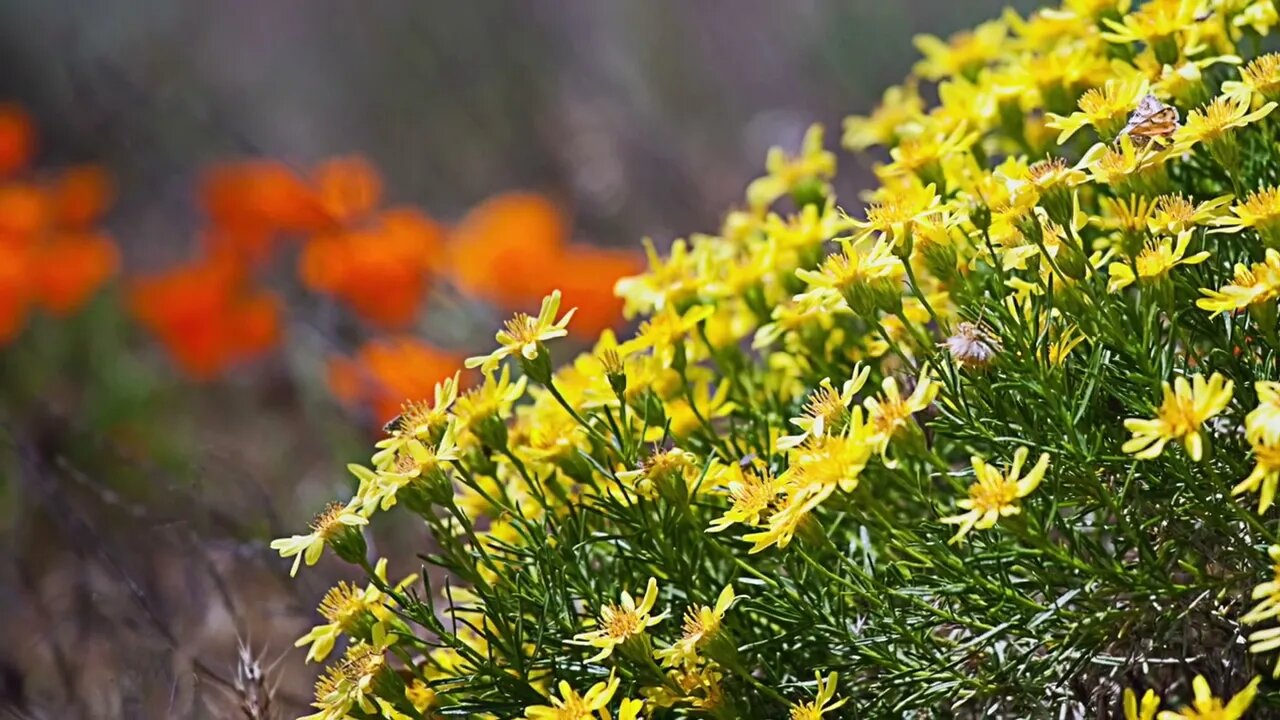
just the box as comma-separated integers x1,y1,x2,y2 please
0,104,35,180
327,336,464,423
0,183,48,244
50,165,112,230
313,155,382,226
546,247,643,337
299,208,445,329
129,257,281,379
447,191,567,306
201,160,329,234
0,244,33,343
33,232,120,316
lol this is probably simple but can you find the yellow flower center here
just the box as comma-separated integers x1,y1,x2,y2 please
501,312,544,348
1243,53,1280,95
968,476,1020,514
602,605,643,639
319,582,367,628
310,502,351,540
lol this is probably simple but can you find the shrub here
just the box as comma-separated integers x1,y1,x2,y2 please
278,0,1280,716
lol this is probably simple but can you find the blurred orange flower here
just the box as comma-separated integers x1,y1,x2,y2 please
0,104,35,179
448,192,566,307
446,191,639,337
0,105,119,344
327,336,464,423
33,233,120,316
299,208,445,329
129,258,281,379
201,160,330,235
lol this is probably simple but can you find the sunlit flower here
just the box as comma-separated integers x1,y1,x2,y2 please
795,236,905,316
865,371,940,461
1123,372,1234,461
778,365,870,449
466,290,577,374
1234,435,1280,513
788,671,848,720
654,585,738,668
1197,250,1280,314
1125,687,1161,720
572,578,668,662
270,501,368,576
523,675,620,720
941,447,1050,543
842,82,925,150
745,124,836,210
1215,185,1280,246
1048,74,1150,142
1106,230,1210,292
913,21,1007,80
1154,675,1259,720
1248,381,1280,446
707,462,783,533
1172,94,1277,155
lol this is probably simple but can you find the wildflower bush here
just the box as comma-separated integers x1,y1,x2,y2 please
279,0,1280,717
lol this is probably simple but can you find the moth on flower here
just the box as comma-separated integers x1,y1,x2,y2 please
1117,94,1179,147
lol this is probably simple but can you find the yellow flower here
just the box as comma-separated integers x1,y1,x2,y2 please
1234,435,1280,513
1125,688,1161,720
1148,193,1233,235
654,584,738,668
742,484,828,554
295,558,412,663
795,236,905,316
1047,324,1087,367
1048,74,1151,143
1122,372,1234,461
745,124,835,211
941,447,1050,544
778,364,870,449
466,290,577,374
1101,0,1200,54
270,501,368,576
1197,250,1280,314
707,461,782,533
789,671,848,720
1223,53,1280,106
842,82,925,150
615,237,698,317
523,674,620,720
454,365,528,437
301,641,391,720
913,20,1008,80
865,370,940,462
1155,675,1259,720
572,578,668,662
619,304,715,366
405,679,438,715
1244,545,1280,624
1172,94,1277,154
1248,381,1280,446
1106,230,1210,292
1076,133,1173,188
876,123,980,185
850,181,943,245
787,429,875,496
1215,185,1280,246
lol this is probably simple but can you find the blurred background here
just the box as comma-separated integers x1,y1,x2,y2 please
0,1,1031,717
